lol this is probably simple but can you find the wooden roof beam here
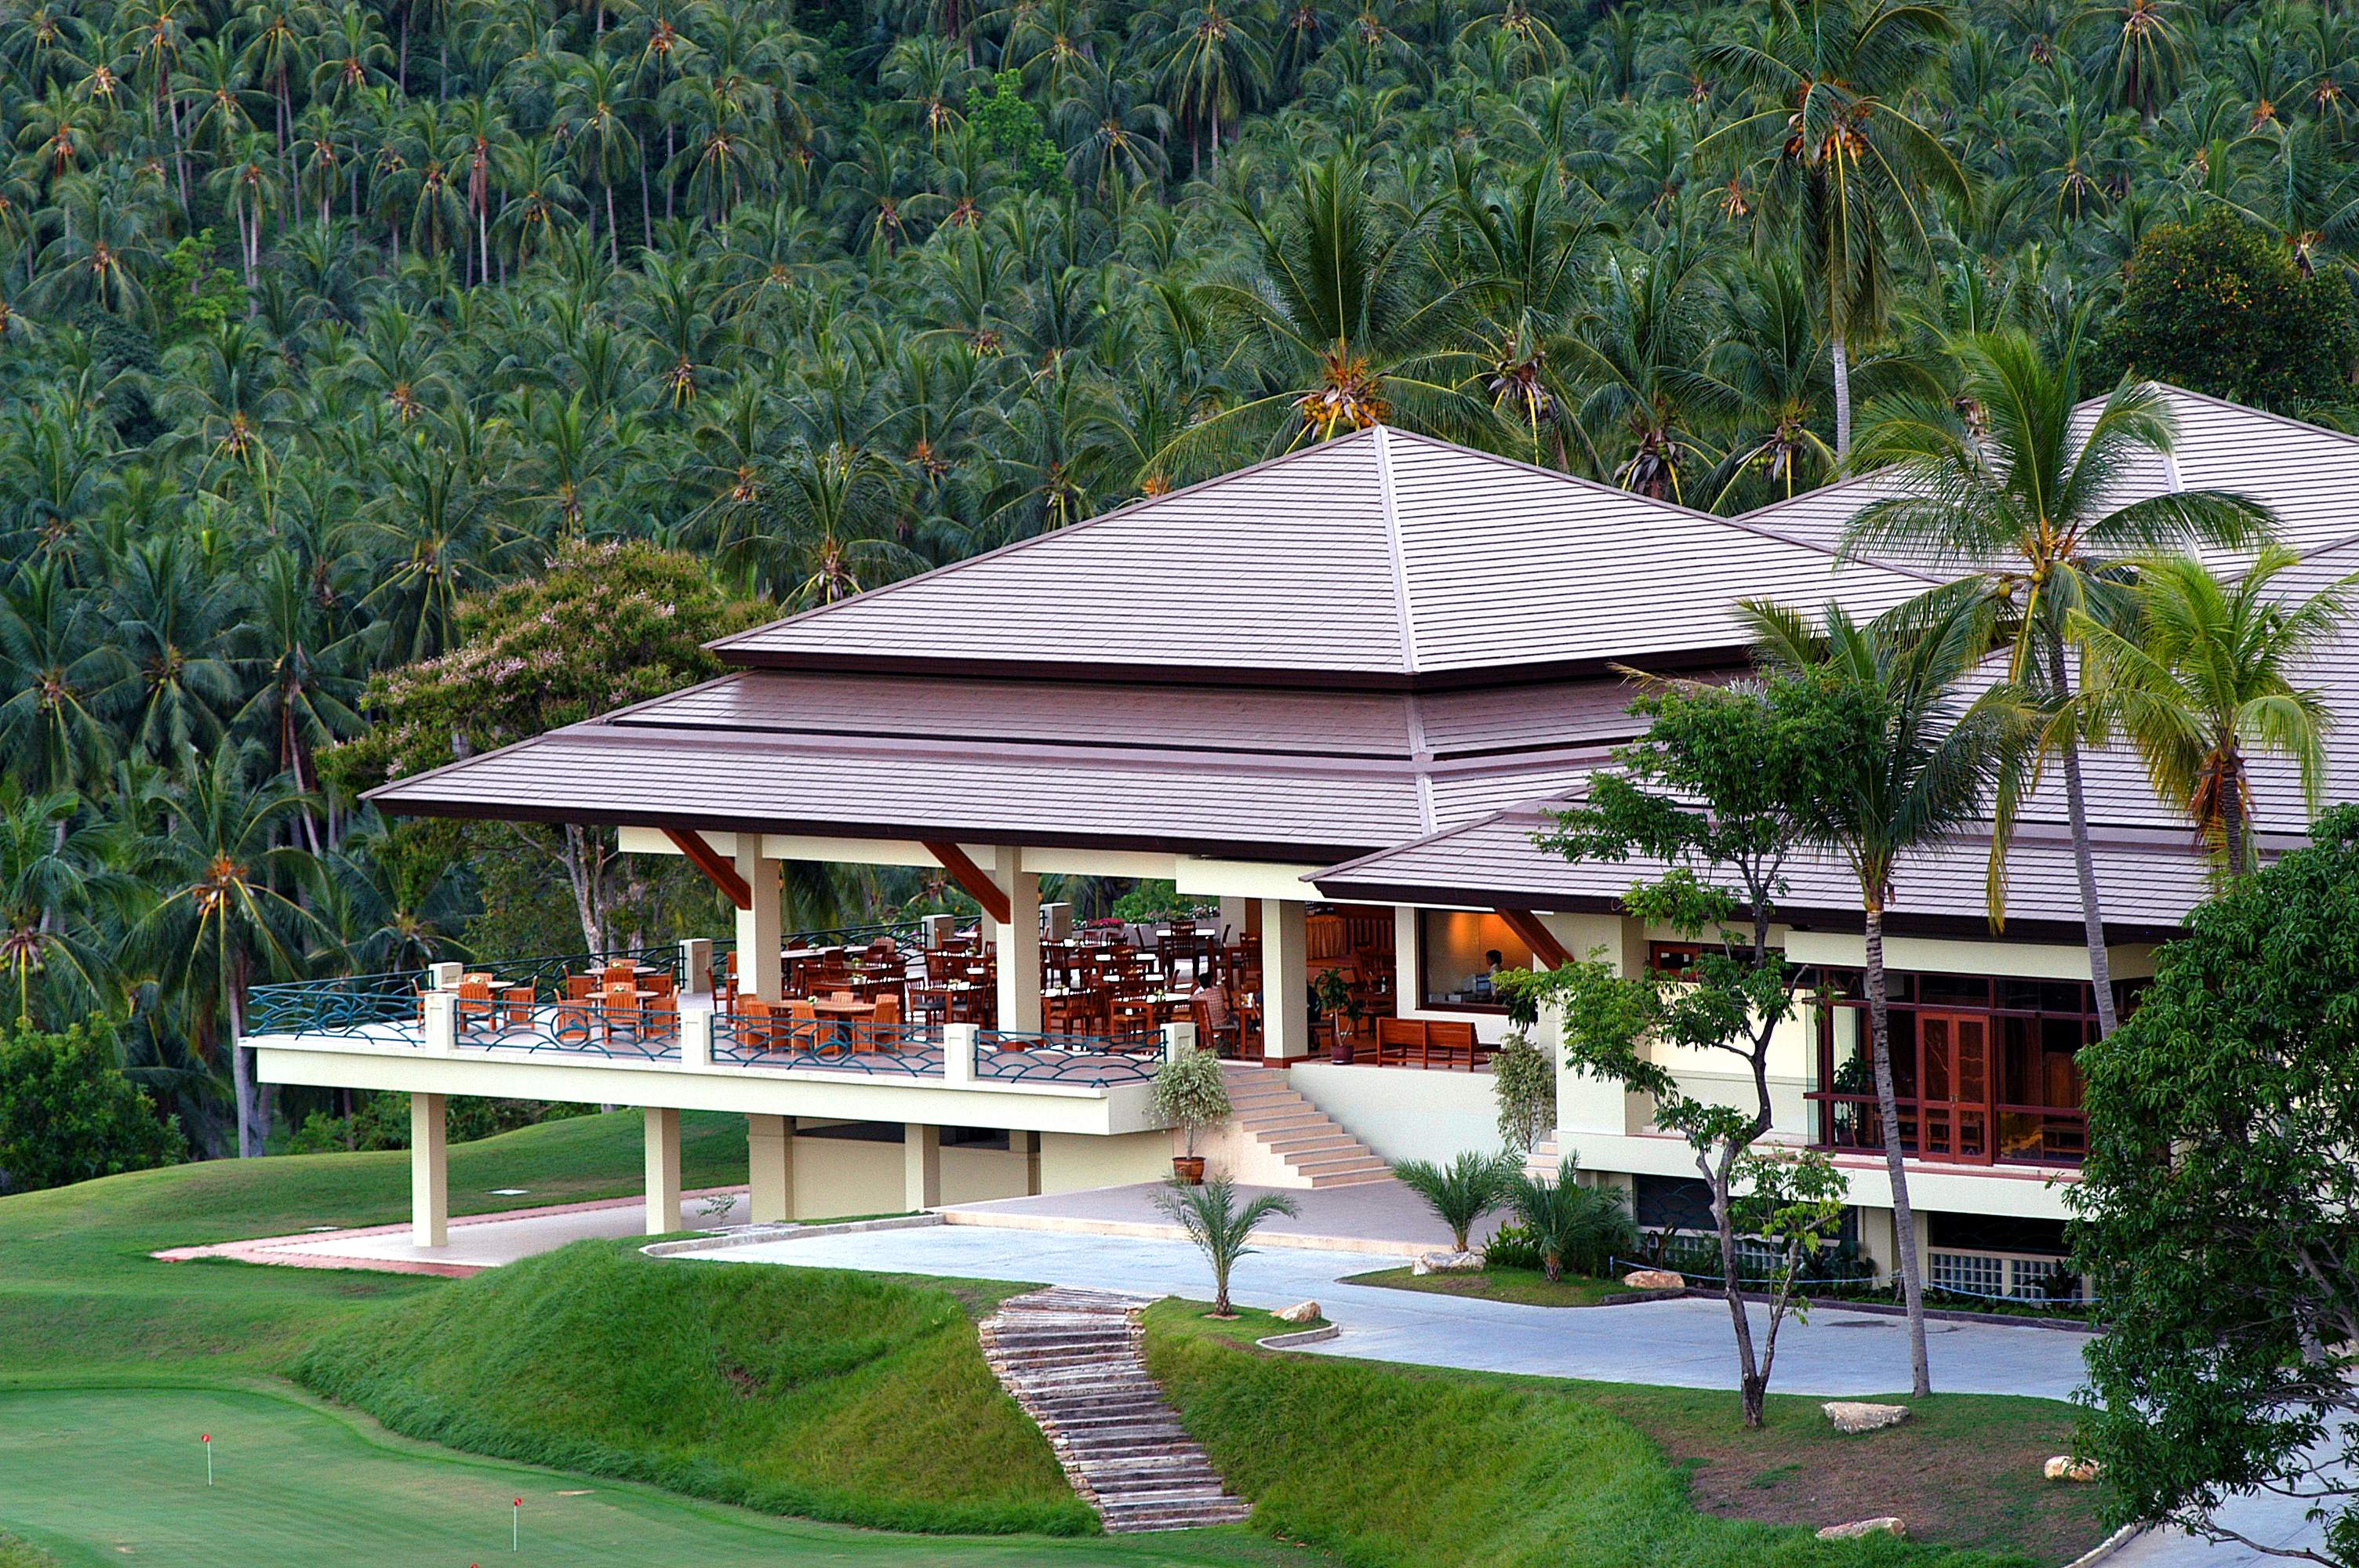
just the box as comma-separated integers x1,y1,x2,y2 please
1495,908,1571,971
663,829,752,910
924,841,1012,926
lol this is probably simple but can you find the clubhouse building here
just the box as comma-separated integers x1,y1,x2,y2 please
248,387,2359,1296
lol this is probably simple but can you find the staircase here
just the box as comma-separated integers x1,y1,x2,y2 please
1217,1064,1391,1189
1524,1135,1561,1178
979,1286,1252,1534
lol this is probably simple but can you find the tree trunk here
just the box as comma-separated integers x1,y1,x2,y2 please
2047,632,2119,1037
1830,331,1853,461
1711,1158,1767,1428
2222,747,2248,880
229,967,261,1158
1864,901,1932,1397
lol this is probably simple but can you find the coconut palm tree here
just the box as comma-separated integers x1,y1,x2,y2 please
1700,0,1969,457
1743,590,2026,1397
1843,330,2276,1036
133,742,325,1156
2070,548,2353,879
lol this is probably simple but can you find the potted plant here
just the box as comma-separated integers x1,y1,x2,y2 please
1152,1044,1230,1184
1313,967,1364,1064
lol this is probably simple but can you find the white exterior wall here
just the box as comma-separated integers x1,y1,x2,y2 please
1285,1062,1499,1164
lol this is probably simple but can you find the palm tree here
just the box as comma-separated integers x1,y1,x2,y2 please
2070,548,2353,879
1392,1150,1515,1254
1154,1175,1299,1316
1844,332,2276,1036
0,783,120,1027
1743,590,2026,1397
133,742,325,1157
1701,0,1968,457
1504,1156,1637,1282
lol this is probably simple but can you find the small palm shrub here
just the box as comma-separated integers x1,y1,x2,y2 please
1154,1176,1299,1316
1505,1156,1637,1282
1390,1150,1516,1253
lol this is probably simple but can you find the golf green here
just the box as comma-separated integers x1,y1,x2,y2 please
0,1386,1307,1568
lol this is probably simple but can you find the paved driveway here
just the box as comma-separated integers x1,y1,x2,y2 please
699,1221,2092,1399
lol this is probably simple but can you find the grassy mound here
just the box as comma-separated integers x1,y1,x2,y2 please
0,1534,58,1568
295,1243,1094,1537
1144,1304,2095,1568
0,1108,750,1381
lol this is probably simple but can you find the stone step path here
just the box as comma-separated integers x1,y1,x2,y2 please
978,1285,1252,1534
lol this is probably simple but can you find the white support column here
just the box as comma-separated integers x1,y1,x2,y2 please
994,848,1041,1034
747,1113,795,1225
1012,1130,1042,1196
1217,896,1250,948
1259,897,1309,1063
903,1123,943,1211
410,1091,448,1248
644,1105,682,1236
734,840,782,1004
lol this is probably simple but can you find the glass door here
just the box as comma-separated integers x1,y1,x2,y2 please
1916,1013,1994,1163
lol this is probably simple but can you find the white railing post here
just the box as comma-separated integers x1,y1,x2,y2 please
678,937,713,999
427,960,463,991
944,1022,978,1087
420,990,456,1055
1161,1021,1195,1065
679,1002,713,1069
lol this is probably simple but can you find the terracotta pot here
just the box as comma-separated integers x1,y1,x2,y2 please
1172,1154,1207,1185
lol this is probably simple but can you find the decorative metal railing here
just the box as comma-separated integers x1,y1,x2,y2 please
710,1012,946,1076
972,1029,1165,1086
247,971,424,1037
454,999,682,1062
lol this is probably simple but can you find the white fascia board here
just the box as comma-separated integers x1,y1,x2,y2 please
1783,931,2093,981
1176,856,1329,901
256,1041,1164,1135
1563,1130,2077,1221
617,828,1175,880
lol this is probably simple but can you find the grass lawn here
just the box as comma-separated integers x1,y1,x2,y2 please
295,1240,1092,1535
1339,1264,1637,1307
0,1384,1321,1568
0,1534,57,1568
1144,1301,2104,1568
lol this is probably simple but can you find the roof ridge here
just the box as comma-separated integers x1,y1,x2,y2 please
1377,427,1946,586
707,428,1390,656
1372,426,1419,676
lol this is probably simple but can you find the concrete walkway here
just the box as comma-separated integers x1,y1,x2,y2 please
694,1218,2095,1399
942,1178,1505,1258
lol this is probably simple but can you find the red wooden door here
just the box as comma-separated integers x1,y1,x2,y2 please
1916,1014,1994,1163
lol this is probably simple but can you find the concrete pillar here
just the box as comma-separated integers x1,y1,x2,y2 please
1259,897,1310,1062
747,1113,795,1225
1218,896,1250,948
733,840,782,1003
904,1123,943,1210
644,1106,682,1236
994,848,1041,1034
1012,1130,1042,1196
1857,1206,1899,1283
410,1091,448,1248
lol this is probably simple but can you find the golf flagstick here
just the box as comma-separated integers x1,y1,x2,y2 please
201,1432,211,1486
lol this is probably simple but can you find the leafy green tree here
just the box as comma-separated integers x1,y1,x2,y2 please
2072,805,2359,1561
0,1015,180,1193
1744,590,2026,1398
332,539,769,953
2103,207,2359,413
969,70,1063,193
1503,667,1868,1426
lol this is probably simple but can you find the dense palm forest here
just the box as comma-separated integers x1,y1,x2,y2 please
4,0,2358,1158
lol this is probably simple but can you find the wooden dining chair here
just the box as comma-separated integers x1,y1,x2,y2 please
455,977,493,1034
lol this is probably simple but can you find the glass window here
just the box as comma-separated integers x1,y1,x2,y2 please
1418,910,1534,1011
1917,972,1992,1007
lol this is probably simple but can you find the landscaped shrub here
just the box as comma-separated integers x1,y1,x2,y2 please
285,1092,589,1153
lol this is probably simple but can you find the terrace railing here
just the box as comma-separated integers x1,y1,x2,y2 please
972,1028,1167,1087
708,1012,946,1077
246,971,423,1038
